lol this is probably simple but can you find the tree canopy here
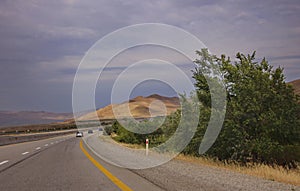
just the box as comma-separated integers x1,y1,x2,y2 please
191,49,300,165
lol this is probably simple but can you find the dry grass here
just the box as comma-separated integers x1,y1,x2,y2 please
176,154,300,186
78,94,180,121
115,141,144,149
109,135,145,149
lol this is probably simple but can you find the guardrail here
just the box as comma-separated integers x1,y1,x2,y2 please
0,130,77,146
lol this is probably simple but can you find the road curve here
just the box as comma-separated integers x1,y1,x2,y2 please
0,134,163,191
1,133,298,191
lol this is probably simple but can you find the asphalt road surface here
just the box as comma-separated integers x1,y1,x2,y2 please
1,133,298,191
0,133,163,191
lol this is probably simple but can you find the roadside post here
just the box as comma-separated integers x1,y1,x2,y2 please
146,138,149,156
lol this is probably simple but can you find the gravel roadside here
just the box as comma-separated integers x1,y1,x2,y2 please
132,159,299,191
85,134,299,191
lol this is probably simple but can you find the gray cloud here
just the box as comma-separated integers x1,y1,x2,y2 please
0,0,299,112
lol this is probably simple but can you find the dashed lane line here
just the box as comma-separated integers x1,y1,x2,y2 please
0,160,9,166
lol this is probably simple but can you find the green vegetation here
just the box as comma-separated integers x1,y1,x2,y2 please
106,49,300,167
105,118,166,147
190,49,300,166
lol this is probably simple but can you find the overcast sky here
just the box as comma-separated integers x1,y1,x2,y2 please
0,0,300,112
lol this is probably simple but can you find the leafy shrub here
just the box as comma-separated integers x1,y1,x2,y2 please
190,49,300,165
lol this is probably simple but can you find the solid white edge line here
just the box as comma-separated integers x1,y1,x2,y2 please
0,160,9,166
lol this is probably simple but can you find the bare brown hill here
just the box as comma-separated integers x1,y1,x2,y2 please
289,79,300,95
75,80,300,122
77,94,180,121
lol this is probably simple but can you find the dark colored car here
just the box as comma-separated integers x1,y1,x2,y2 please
88,130,93,134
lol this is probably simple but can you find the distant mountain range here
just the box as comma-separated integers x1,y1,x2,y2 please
0,111,73,128
77,94,180,121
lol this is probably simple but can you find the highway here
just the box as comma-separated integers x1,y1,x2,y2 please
0,133,163,191
1,132,298,191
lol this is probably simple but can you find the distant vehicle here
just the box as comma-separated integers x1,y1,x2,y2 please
98,128,103,131
76,131,83,137
88,130,93,134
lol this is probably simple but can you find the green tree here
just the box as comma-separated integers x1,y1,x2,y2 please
192,49,300,165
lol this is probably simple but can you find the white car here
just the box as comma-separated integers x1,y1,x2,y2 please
76,132,83,137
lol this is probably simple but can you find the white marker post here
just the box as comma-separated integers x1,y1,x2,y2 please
146,138,149,156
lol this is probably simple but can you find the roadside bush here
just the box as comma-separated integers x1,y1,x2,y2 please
109,119,165,147
191,49,300,165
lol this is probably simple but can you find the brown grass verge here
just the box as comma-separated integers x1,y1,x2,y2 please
176,154,300,186
114,141,144,149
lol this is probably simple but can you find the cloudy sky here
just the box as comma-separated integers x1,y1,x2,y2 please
0,0,300,112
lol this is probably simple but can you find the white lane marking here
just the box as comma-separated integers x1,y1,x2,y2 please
22,152,29,155
36,147,41,150
0,160,9,166
45,144,48,147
